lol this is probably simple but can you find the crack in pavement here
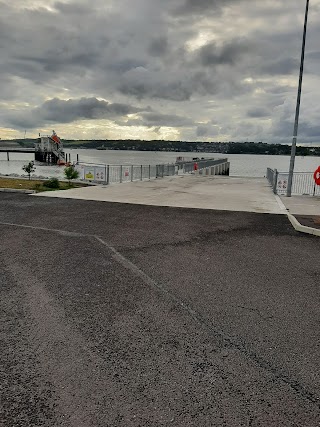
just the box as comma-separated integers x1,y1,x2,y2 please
94,236,320,409
1,219,319,409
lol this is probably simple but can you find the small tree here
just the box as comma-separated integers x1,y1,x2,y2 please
22,161,36,180
64,165,79,187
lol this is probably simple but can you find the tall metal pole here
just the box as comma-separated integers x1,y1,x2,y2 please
287,0,310,197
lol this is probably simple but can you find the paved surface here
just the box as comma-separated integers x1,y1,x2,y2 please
36,175,285,214
1,193,320,426
295,215,320,230
281,195,320,216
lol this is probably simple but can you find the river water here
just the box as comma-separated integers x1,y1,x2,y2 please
0,149,320,179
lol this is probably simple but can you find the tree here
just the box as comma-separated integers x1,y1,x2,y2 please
64,165,79,186
22,161,36,180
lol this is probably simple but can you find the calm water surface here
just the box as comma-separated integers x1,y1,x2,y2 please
0,149,320,179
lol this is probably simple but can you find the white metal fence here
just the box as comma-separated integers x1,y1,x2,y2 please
266,168,320,196
179,158,229,174
76,159,229,185
75,163,160,184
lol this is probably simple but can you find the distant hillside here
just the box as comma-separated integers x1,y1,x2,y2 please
0,140,21,148
2,138,320,156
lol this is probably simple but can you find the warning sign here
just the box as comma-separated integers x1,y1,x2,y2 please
84,168,94,180
277,174,288,195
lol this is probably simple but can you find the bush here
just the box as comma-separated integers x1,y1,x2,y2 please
64,166,79,186
43,178,60,189
33,183,41,192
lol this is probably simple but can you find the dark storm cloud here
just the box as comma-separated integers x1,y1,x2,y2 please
1,0,320,141
39,98,146,122
118,68,194,101
0,0,304,107
3,98,149,129
197,39,251,67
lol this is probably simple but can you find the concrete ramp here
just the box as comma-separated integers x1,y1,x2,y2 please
36,175,285,214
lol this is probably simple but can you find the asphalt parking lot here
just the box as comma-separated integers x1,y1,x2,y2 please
1,193,320,426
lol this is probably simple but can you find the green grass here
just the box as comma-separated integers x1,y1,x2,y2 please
0,177,87,192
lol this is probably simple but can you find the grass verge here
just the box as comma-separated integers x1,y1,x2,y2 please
0,177,87,192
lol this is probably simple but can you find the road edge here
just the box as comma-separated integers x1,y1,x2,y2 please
0,188,35,194
275,195,320,237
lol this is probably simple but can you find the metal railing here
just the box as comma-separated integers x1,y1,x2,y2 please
76,159,229,185
75,162,176,184
181,158,228,174
266,168,320,196
266,167,278,194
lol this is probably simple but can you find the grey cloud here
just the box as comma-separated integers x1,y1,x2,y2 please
307,51,320,61
115,111,195,128
108,59,147,73
118,64,254,102
118,68,193,101
38,98,145,123
260,58,300,76
3,97,150,129
53,2,96,15
172,0,241,17
140,112,194,127
15,51,101,72
0,1,259,105
268,85,293,95
196,125,219,137
197,39,251,67
272,118,320,141
1,0,320,142
148,37,169,57
299,123,320,138
247,107,271,118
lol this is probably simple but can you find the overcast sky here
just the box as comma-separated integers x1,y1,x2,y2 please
1,0,320,143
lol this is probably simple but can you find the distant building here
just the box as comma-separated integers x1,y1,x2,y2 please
35,131,65,164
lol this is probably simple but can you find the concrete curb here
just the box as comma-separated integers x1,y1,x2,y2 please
287,213,320,237
274,195,288,214
0,188,35,194
274,195,320,237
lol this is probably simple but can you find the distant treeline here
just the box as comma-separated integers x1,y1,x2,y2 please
11,139,320,156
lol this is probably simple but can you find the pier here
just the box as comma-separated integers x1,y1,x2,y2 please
0,131,66,164
0,148,35,161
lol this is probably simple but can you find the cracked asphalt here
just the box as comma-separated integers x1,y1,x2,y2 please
0,193,320,426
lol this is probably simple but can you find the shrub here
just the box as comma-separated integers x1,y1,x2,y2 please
33,183,41,192
43,178,60,189
64,166,79,186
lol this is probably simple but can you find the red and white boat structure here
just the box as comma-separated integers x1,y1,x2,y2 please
35,131,70,165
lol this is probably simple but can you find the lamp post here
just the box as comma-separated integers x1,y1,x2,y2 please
287,0,310,197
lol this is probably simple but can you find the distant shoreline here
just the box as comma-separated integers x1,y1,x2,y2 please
1,139,320,156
